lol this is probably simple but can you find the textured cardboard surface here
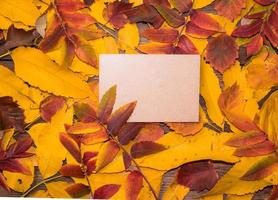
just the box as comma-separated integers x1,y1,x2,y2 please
99,54,200,122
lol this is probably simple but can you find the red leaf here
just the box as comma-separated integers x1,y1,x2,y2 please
103,1,133,29
269,185,278,200
7,136,33,157
118,123,144,145
234,140,276,157
246,35,263,57
214,0,247,21
169,0,192,13
0,159,31,175
144,0,170,7
225,131,267,147
123,152,132,169
125,5,164,29
60,164,84,178
126,171,143,200
245,11,266,19
142,28,179,43
186,21,217,37
66,183,90,198
0,96,25,132
0,173,9,192
153,4,185,28
254,0,275,6
232,19,263,38
40,96,65,122
206,34,238,73
107,102,137,135
175,35,198,54
61,12,95,28
80,128,109,145
98,85,116,124
130,141,166,158
241,155,278,181
190,10,222,32
56,0,86,12
60,132,81,163
83,151,98,165
263,21,278,47
93,184,121,199
86,159,96,175
177,160,218,192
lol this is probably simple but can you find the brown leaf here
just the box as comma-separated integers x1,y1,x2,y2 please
93,184,121,199
126,171,143,200
0,25,36,55
66,183,90,198
225,131,267,147
153,4,185,28
60,164,84,178
103,1,133,29
130,141,166,158
214,0,247,21
107,102,137,135
169,0,192,13
40,96,65,122
142,28,179,43
0,96,25,132
98,85,116,124
206,34,238,73
118,123,144,144
177,160,218,192
233,141,276,157
241,155,278,181
125,5,164,29
60,132,81,163
167,122,203,136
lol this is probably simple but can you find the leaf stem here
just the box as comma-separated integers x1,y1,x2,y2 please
21,174,63,197
0,51,11,59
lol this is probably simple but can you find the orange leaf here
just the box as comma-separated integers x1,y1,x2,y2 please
214,0,247,21
142,28,179,43
167,122,203,136
206,34,238,73
66,122,101,134
60,132,81,163
60,164,84,178
190,10,222,32
139,43,174,54
75,42,97,67
135,123,164,142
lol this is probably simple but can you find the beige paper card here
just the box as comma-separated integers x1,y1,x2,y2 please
99,54,200,122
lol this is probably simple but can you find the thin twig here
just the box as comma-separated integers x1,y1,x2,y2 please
0,51,11,59
21,174,63,197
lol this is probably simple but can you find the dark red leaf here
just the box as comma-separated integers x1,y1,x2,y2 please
232,19,263,38
7,136,33,157
225,131,267,147
0,159,31,175
126,171,143,200
177,160,218,192
190,10,222,32
66,183,90,198
175,35,198,54
86,159,96,175
234,141,276,157
118,123,144,145
93,184,121,199
60,132,81,163
245,11,266,19
0,96,25,132
103,1,133,29
269,185,278,200
123,152,132,169
206,34,238,73
125,5,164,29
40,96,65,122
130,141,166,158
107,102,137,135
254,0,275,6
152,4,185,28
186,21,217,37
60,164,84,178
263,20,278,47
142,28,179,43
83,151,98,165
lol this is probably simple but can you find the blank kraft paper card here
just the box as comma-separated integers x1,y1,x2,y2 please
99,54,200,122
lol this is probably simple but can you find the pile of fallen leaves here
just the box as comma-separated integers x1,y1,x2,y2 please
0,0,277,199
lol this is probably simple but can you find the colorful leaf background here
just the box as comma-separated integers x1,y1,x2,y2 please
0,0,278,199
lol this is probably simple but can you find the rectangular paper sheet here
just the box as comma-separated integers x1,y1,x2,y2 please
99,54,200,122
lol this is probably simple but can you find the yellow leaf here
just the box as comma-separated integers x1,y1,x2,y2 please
136,128,239,170
46,181,71,198
202,195,223,200
192,0,214,9
0,65,42,123
3,157,35,192
12,47,96,100
90,0,108,25
0,0,40,26
91,36,119,55
29,105,73,178
162,183,189,200
226,194,253,200
31,190,50,198
118,23,140,54
1,128,14,150
200,57,224,126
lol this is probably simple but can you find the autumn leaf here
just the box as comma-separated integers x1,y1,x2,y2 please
206,34,238,73
142,28,179,43
169,0,192,13
130,141,166,158
233,141,276,157
65,183,90,198
126,171,143,200
40,96,65,122
117,123,144,144
214,0,247,21
167,122,203,136
93,184,121,199
98,85,116,124
60,132,81,163
60,164,84,178
177,160,218,192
